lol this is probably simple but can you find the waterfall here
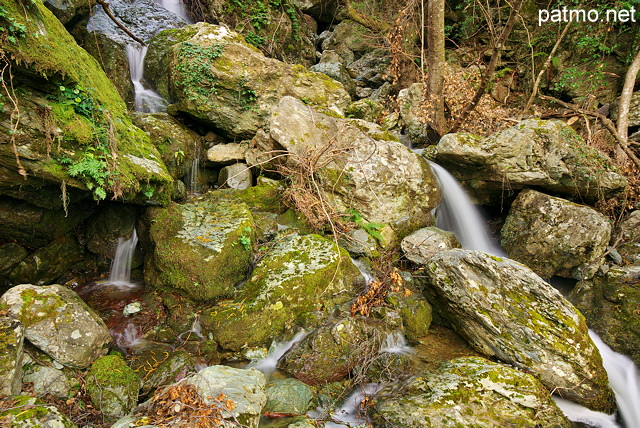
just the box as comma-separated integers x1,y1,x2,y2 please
188,140,202,194
109,228,138,287
428,161,504,256
126,44,167,113
247,330,307,375
158,0,191,21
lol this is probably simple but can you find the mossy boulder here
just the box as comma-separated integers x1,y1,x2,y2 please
264,378,316,414
202,233,362,351
145,23,350,140
0,395,77,427
0,284,112,368
128,345,195,395
144,199,256,301
249,96,441,237
0,0,173,205
370,357,571,427
501,189,611,279
385,280,433,341
568,265,640,367
0,317,24,396
86,354,141,419
418,249,615,412
428,119,627,204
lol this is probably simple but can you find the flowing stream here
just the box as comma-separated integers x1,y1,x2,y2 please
126,44,167,113
108,228,138,287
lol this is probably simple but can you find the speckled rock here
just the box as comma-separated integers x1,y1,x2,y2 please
0,284,112,368
501,189,611,279
397,83,432,146
249,96,441,237
146,23,350,140
264,378,316,413
145,199,255,301
370,357,571,427
418,249,614,412
345,99,384,122
568,265,640,367
0,317,24,396
615,210,640,264
185,365,266,428
0,395,77,427
22,363,80,399
86,354,141,419
203,233,362,351
401,227,461,265
385,279,433,341
218,163,253,190
428,119,627,204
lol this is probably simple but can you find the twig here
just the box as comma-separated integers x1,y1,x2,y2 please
95,0,147,47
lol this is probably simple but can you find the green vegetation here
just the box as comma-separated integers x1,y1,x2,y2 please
175,42,225,103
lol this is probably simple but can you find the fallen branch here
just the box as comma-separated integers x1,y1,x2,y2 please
539,94,640,169
96,0,147,47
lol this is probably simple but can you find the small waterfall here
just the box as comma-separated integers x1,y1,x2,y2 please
158,0,191,21
188,140,202,194
126,44,167,113
248,330,307,375
429,161,504,256
109,228,138,287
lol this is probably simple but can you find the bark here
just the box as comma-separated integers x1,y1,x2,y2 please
615,48,640,161
427,0,446,136
96,0,147,47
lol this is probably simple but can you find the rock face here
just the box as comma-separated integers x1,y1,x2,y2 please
370,357,571,428
84,204,138,259
0,317,24,396
428,119,627,204
144,199,256,301
186,366,266,428
0,284,112,368
203,233,362,351
615,210,640,264
501,189,611,279
568,265,640,366
401,227,461,265
250,96,441,236
86,355,142,419
146,23,350,140
419,250,615,412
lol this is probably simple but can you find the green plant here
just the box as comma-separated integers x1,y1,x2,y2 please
57,85,96,117
174,149,185,165
244,31,265,47
0,5,27,44
175,42,225,103
63,151,111,200
237,79,258,111
349,209,385,244
238,226,252,250
143,186,154,199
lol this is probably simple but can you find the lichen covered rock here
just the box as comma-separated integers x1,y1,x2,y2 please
401,227,461,265
0,395,77,427
615,210,640,264
0,317,24,396
86,354,141,419
202,233,362,351
146,23,350,140
264,378,316,414
0,284,112,368
144,199,256,301
370,357,571,427
501,189,611,279
418,249,614,412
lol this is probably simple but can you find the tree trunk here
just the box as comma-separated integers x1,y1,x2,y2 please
616,48,640,162
426,0,446,136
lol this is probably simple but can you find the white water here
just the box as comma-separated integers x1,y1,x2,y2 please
114,323,145,350
126,44,167,113
248,330,308,375
109,228,138,287
158,0,191,22
380,331,413,355
188,140,202,194
311,383,382,428
429,162,504,256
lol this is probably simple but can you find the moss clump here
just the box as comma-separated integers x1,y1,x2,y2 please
86,355,141,418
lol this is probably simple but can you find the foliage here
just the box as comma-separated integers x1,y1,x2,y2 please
175,42,225,102
0,5,26,44
57,85,95,117
238,226,252,250
349,209,384,244
351,252,404,317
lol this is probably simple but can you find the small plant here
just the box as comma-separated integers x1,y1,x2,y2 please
349,209,385,245
0,5,27,44
174,149,185,165
175,42,225,103
238,226,252,250
143,186,154,199
57,85,96,117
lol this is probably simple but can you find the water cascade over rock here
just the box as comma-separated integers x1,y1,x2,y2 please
109,228,139,287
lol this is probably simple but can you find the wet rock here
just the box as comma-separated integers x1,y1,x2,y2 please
501,189,611,279
615,210,640,264
0,284,112,368
401,227,461,265
249,96,441,237
146,23,350,140
385,280,432,341
370,357,571,427
185,365,266,428
339,228,379,257
84,204,138,260
428,119,627,204
45,0,94,25
218,163,253,190
128,345,194,394
0,395,77,427
0,243,27,277
203,233,362,351
264,378,316,413
144,199,255,301
568,265,640,367
418,249,615,412
0,317,24,396
207,143,248,165
86,354,142,419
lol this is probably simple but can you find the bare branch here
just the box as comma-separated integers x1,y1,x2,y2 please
96,0,147,47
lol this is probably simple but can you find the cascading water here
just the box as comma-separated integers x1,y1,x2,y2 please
109,228,138,287
157,0,191,21
126,44,167,113
428,161,504,255
188,140,202,194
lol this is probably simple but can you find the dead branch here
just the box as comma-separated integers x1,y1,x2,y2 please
96,0,147,47
539,94,640,169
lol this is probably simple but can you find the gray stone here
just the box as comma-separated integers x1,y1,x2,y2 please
616,210,640,264
0,317,24,396
207,143,248,164
418,249,615,412
264,378,316,413
84,204,137,259
23,365,79,399
0,284,112,368
0,396,77,427
347,48,390,88
401,226,461,265
501,189,611,279
218,163,253,190
0,243,27,276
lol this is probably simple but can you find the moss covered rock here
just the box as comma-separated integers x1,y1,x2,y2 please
501,189,611,279
86,354,141,419
0,317,24,396
128,345,194,395
202,233,362,351
401,226,461,265
0,284,112,368
0,0,173,205
264,378,316,414
0,395,77,427
418,249,615,412
370,357,571,427
144,199,256,301
146,23,350,140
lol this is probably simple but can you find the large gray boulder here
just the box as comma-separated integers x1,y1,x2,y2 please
0,284,112,368
418,249,615,412
501,189,611,279
428,119,627,204
615,210,640,264
401,226,461,265
370,357,571,428
0,396,78,427
249,96,441,236
146,23,350,140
